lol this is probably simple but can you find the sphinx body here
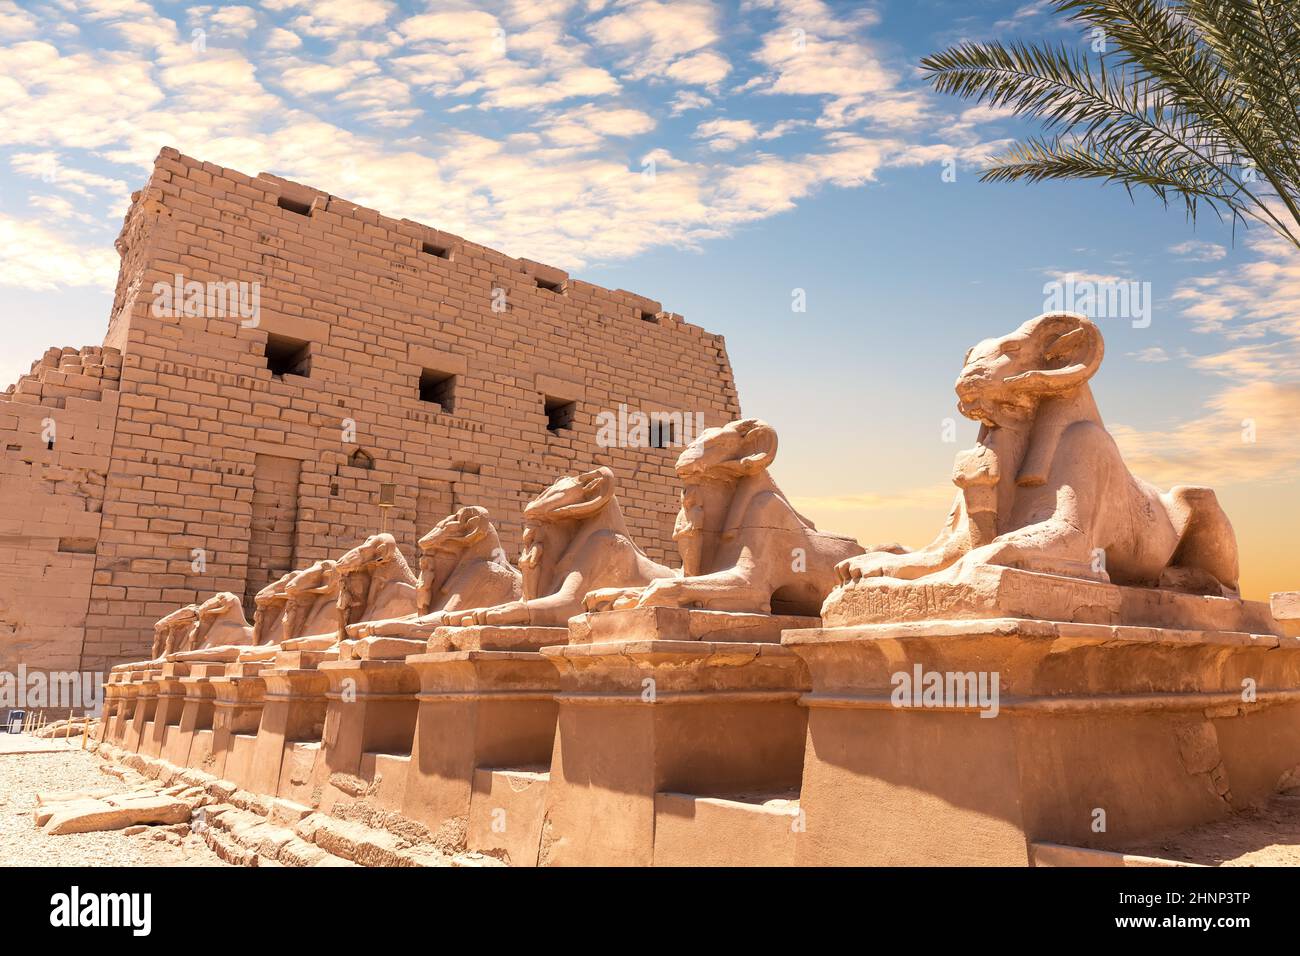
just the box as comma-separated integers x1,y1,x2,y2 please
350,507,523,639
831,312,1240,602
587,419,864,615
163,575,297,664
157,604,201,658
282,559,342,641
282,533,419,650
112,604,202,673
166,592,256,662
442,467,675,627
221,559,342,662
251,570,294,646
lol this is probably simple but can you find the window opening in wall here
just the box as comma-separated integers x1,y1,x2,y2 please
265,334,312,379
650,419,676,449
545,396,576,433
277,195,312,216
349,449,375,471
421,241,450,259
419,370,456,412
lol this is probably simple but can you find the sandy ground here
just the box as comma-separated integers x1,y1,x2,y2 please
1123,792,1300,866
3,733,1297,868
0,734,228,867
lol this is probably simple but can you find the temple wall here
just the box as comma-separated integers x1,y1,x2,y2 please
2,147,740,673
0,348,122,674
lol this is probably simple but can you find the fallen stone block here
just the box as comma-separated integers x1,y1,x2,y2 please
269,798,313,827
208,779,239,802
42,794,192,835
278,837,329,867
206,827,259,866
294,812,330,843
36,788,116,805
396,845,448,868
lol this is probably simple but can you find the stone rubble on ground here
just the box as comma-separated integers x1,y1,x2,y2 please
29,741,502,868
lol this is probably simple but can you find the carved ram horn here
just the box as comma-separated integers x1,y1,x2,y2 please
455,506,489,546
546,466,616,521
730,418,778,475
1005,313,1104,395
1011,315,1106,488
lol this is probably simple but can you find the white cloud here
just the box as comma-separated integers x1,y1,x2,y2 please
664,50,731,88
542,104,656,149
0,0,1021,282
393,8,621,110
189,4,259,39
1111,381,1300,487
275,59,382,96
266,0,395,39
28,194,98,225
1169,239,1228,262
1110,224,1300,489
11,152,130,198
587,0,720,79
743,0,909,130
0,1,37,39
264,27,302,51
0,213,118,291
76,0,180,50
670,90,711,114
694,118,759,151
1173,231,1300,340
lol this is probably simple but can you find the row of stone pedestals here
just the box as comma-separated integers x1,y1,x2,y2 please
99,571,1300,866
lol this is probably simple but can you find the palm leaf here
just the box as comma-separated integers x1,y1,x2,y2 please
921,0,1300,249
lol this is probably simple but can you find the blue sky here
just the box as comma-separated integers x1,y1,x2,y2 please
1,0,1297,595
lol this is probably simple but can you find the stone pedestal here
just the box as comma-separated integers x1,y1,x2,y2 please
787,570,1300,865
466,768,551,866
538,607,817,866
402,625,565,848
246,655,332,798
103,672,136,744
208,663,268,783
1274,591,1300,637
313,641,424,811
141,662,189,758
122,669,162,753
164,663,228,768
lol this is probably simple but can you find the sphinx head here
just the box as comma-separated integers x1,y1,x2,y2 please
675,418,777,480
197,592,240,620
339,533,398,572
523,466,616,524
420,506,493,553
367,533,400,563
156,604,199,630
955,312,1104,427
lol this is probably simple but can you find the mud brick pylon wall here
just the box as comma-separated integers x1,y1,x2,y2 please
0,148,741,675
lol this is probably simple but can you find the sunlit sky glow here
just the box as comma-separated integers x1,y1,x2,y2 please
1,0,1296,598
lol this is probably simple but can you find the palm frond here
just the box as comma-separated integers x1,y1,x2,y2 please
920,0,1300,249
1056,0,1300,225
982,135,1243,224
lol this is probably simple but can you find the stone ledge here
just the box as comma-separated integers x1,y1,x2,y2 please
822,564,1283,634
569,606,819,646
